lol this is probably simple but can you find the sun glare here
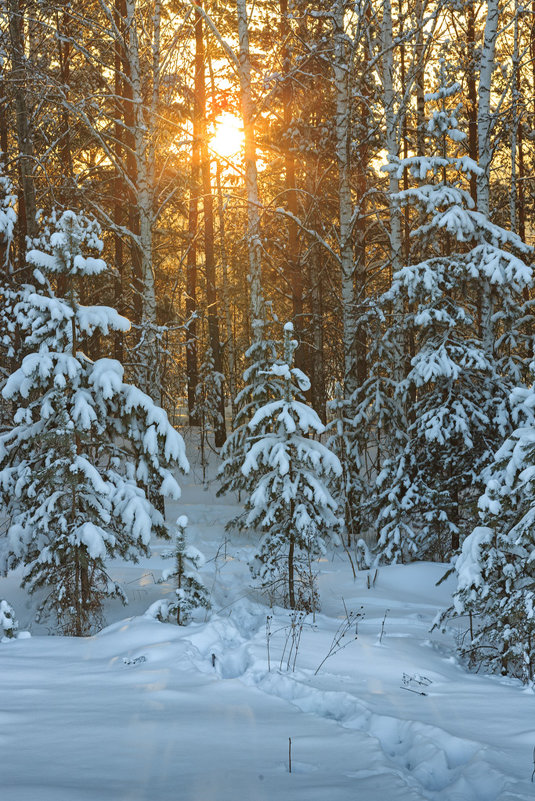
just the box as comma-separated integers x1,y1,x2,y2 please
211,112,243,160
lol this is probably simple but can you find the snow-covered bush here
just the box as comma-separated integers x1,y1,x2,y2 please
243,323,342,610
0,210,189,636
147,515,210,626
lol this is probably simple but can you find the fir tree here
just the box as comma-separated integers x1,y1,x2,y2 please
0,211,189,635
243,323,342,610
147,515,210,626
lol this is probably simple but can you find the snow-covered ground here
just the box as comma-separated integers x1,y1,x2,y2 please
1,445,534,801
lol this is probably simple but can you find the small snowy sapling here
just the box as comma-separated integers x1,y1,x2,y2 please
243,323,342,610
148,515,210,625
193,340,225,481
217,319,285,530
0,599,17,640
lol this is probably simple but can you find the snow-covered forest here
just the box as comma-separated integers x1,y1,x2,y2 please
2,1,535,799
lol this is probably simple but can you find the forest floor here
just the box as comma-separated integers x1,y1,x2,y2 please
1,436,534,801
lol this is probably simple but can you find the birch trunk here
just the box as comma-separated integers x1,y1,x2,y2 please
332,0,356,400
466,3,479,205
125,0,159,396
382,0,403,381
280,0,304,369
8,0,37,266
236,0,264,333
477,0,499,356
196,2,226,446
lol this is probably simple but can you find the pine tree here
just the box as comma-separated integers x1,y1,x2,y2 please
366,77,532,564
243,323,342,610
147,515,210,626
0,210,189,635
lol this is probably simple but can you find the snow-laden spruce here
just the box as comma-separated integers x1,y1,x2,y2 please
193,341,225,481
365,78,532,564
0,211,189,635
217,319,287,528
146,515,210,626
243,323,342,610
440,376,535,682
326,382,369,559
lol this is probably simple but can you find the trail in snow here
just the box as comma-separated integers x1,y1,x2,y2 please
172,597,533,801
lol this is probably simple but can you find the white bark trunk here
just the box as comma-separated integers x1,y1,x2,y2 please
332,0,356,399
382,0,403,379
126,0,159,393
236,0,264,333
477,0,499,217
477,0,499,356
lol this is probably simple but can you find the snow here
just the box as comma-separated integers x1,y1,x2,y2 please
1,449,535,801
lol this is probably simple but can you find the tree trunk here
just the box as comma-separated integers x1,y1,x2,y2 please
466,3,479,205
477,0,499,357
8,0,37,268
236,0,264,333
332,0,356,400
280,0,304,368
196,3,226,447
382,0,403,384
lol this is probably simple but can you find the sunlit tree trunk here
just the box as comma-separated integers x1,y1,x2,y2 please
477,0,499,356
8,0,37,268
236,0,264,333
125,0,160,395
196,1,226,446
382,0,403,381
280,0,303,368
332,0,356,399
466,3,478,204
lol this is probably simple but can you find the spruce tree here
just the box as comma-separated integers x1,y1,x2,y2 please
243,323,342,610
217,319,285,527
0,211,189,635
193,340,225,480
440,377,535,682
366,78,532,564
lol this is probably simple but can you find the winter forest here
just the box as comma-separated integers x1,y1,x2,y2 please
2,1,535,799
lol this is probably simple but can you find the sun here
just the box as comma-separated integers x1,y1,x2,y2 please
211,112,243,160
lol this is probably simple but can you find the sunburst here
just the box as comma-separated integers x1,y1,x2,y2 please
211,112,243,160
